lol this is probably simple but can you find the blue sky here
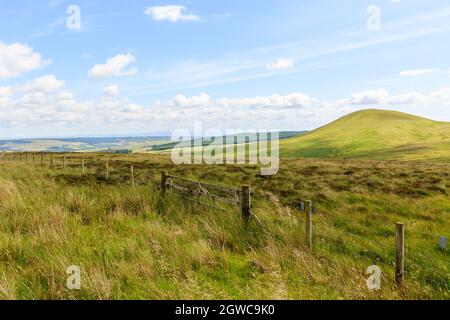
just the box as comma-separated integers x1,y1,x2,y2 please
0,0,449,138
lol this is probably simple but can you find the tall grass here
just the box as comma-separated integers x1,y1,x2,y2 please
0,156,448,300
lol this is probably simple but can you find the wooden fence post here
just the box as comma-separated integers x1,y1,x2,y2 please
396,222,405,287
105,160,109,180
82,158,85,173
306,200,313,250
40,153,44,166
241,185,251,222
161,171,168,194
131,165,135,188
50,153,54,167
33,153,35,164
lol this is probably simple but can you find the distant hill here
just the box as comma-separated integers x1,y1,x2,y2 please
0,136,171,153
0,132,307,153
280,109,450,161
151,131,306,151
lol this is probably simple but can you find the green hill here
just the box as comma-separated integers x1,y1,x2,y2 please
280,109,450,161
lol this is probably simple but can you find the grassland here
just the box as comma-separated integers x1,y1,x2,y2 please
281,109,450,161
0,153,448,300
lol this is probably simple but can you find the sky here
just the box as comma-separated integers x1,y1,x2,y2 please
0,0,449,139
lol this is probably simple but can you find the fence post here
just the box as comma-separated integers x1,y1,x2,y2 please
131,165,135,188
396,222,405,287
82,158,85,174
40,153,44,166
50,153,53,167
33,153,35,164
241,185,251,222
105,160,109,180
306,200,313,250
63,154,67,168
25,153,28,163
161,171,168,194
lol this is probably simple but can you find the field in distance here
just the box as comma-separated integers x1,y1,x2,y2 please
0,131,304,154
0,136,172,153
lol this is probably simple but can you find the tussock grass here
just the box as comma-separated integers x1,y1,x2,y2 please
0,155,448,300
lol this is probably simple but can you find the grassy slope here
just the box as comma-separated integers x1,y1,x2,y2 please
0,155,448,299
280,109,450,161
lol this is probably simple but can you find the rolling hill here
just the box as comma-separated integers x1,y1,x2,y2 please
280,109,450,161
0,136,171,153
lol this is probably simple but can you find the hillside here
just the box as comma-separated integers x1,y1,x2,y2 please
280,109,450,161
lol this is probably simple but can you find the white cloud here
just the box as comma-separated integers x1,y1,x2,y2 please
399,69,436,77
145,5,200,22
331,89,390,107
217,93,318,109
0,87,11,108
173,93,212,107
265,58,295,71
0,86,13,97
58,91,75,100
20,75,65,93
0,41,50,79
88,54,139,79
328,87,450,108
120,103,144,113
166,92,318,110
103,84,119,95
1,77,449,137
